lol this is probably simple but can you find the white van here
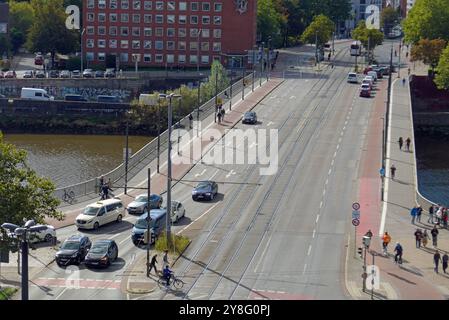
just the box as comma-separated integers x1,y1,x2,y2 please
367,71,378,82
347,72,358,83
76,198,125,230
21,88,54,101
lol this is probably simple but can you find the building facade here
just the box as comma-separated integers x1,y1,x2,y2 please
82,0,257,68
0,3,9,35
345,0,384,34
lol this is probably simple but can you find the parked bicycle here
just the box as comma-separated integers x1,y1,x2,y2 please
157,273,184,290
62,189,76,204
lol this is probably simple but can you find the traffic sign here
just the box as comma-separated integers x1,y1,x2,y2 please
352,202,360,210
352,210,360,220
352,219,360,226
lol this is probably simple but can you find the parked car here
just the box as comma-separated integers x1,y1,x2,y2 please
23,70,34,78
347,72,358,83
35,70,46,78
95,70,105,78
82,69,94,78
76,198,125,230
4,71,16,78
48,70,60,78
171,201,185,223
104,69,116,78
242,111,257,124
71,70,81,78
360,83,371,97
127,194,163,214
84,239,118,268
34,55,44,65
28,224,56,243
64,94,87,102
0,94,5,98
192,181,218,201
60,70,71,78
55,235,91,266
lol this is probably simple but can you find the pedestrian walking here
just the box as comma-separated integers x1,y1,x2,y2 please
436,206,443,226
394,242,403,264
217,111,222,124
407,67,411,76
422,229,429,247
390,164,396,180
220,108,225,121
428,205,434,224
442,253,448,274
416,206,423,223
98,175,105,193
431,226,439,247
395,50,397,57
148,254,159,275
327,52,331,61
406,51,409,59
398,137,403,150
411,206,417,224
188,113,193,129
414,228,422,248
434,250,441,273
382,232,391,255
163,250,169,268
107,178,115,197
405,137,411,151
443,209,448,229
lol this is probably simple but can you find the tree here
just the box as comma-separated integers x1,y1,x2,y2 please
300,14,335,48
9,28,25,53
402,0,449,44
381,7,400,34
26,0,78,67
201,60,230,100
257,0,282,45
411,38,447,69
352,21,384,53
8,0,34,51
0,34,10,57
0,132,62,249
435,44,449,89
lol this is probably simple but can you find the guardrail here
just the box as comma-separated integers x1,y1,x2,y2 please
55,70,263,202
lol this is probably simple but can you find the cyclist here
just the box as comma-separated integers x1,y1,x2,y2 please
163,265,173,286
394,242,403,264
382,232,391,255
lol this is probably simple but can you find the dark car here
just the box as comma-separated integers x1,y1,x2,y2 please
55,234,91,267
242,111,257,124
379,65,390,75
84,239,118,268
95,70,105,78
192,181,218,201
49,70,60,78
64,94,87,102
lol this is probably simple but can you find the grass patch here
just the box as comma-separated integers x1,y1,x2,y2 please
155,231,190,255
0,287,18,300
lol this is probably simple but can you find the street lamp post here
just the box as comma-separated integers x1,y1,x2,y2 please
214,68,218,122
124,110,130,194
260,42,264,87
197,29,202,74
80,28,85,73
241,56,245,100
267,37,272,80
197,79,201,137
229,59,233,110
146,168,151,277
157,98,161,173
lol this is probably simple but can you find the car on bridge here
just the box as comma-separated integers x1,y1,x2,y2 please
95,70,105,78
4,71,16,78
192,181,218,201
84,239,118,268
359,84,371,98
71,70,81,78
171,201,186,223
82,69,94,78
23,70,34,78
127,193,163,214
105,68,116,78
242,111,257,124
35,70,46,78
55,234,91,267
76,198,125,230
49,70,60,78
60,70,71,78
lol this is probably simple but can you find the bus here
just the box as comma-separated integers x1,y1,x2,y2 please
131,208,167,245
350,41,361,56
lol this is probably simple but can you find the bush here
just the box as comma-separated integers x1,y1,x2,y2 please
155,231,190,255
0,287,18,300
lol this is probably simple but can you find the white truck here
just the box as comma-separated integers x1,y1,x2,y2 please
20,88,54,101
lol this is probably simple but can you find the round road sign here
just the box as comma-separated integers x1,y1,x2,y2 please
352,202,361,210
352,218,360,226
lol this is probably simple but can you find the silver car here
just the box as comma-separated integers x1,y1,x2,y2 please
127,194,163,214
171,201,185,223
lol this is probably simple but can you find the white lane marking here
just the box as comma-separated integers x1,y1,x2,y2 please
267,121,274,126
55,288,68,300
322,189,326,196
176,202,221,235
316,215,320,223
340,131,344,137
345,120,348,125
319,201,323,208
336,144,340,150
249,142,257,149
338,137,342,143
118,237,129,245
108,233,123,240
289,95,296,99
328,168,332,175
254,233,273,273
195,169,207,177
331,159,334,166
226,169,236,179
312,229,316,238
302,264,307,275
343,126,346,131
209,169,219,180
333,151,337,158
325,178,329,185
307,245,312,256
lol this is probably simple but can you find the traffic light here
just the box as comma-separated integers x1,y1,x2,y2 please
358,247,363,258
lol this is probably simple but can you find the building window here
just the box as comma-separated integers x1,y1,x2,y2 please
133,0,141,10
121,40,129,48
214,3,222,12
201,55,209,64
202,16,210,24
155,15,163,23
144,54,152,62
110,13,118,22
155,27,163,37
121,0,129,9
132,14,140,23
155,1,163,10
144,1,152,10
144,27,152,36
109,26,117,36
166,54,175,63
87,26,95,35
213,55,220,61
178,41,186,50
179,1,187,10
190,16,198,24
132,27,140,36
167,41,175,50
178,28,186,37
190,41,198,50
98,26,106,35
167,1,175,10
86,39,94,48
167,15,175,24
87,13,95,22
132,40,140,49
110,0,117,9
144,14,152,23
109,39,117,48
191,2,198,11
98,53,106,61
87,0,94,9
178,54,186,63
202,29,209,38
121,13,129,22
179,15,187,24
201,42,209,51
86,52,94,61
155,40,163,50
213,29,221,38
189,55,198,64
98,39,106,48
213,16,221,25
190,28,199,37
167,28,175,37
155,54,163,63
144,40,151,49
202,2,210,11
213,42,221,52
120,27,129,36
98,0,106,9
120,53,128,62
98,13,106,22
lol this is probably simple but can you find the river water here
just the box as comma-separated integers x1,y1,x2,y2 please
3,134,153,188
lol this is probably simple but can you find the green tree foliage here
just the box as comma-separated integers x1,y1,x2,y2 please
201,60,230,100
26,0,78,66
435,44,449,89
381,6,400,34
411,38,447,69
402,0,449,44
0,132,62,248
257,0,282,45
8,0,34,35
300,14,335,48
0,34,10,56
352,21,384,52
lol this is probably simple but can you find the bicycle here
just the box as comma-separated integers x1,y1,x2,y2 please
157,274,184,290
62,189,76,204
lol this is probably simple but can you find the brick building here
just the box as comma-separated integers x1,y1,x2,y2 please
82,0,257,68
